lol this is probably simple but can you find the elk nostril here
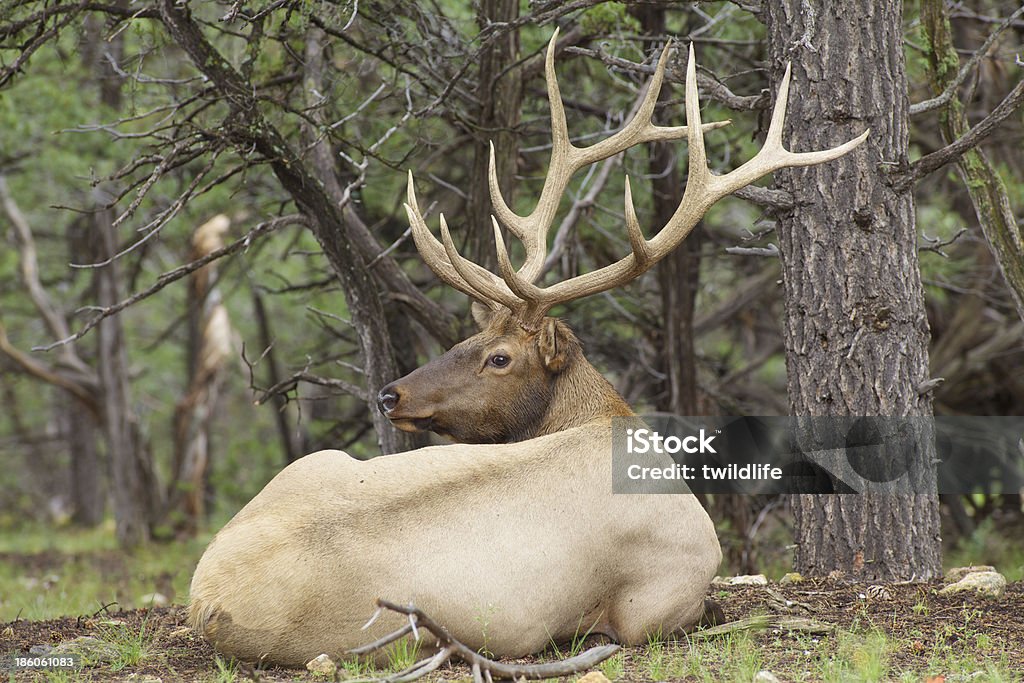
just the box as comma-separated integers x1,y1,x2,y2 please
377,388,399,415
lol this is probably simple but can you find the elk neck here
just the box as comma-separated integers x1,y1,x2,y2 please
532,351,635,438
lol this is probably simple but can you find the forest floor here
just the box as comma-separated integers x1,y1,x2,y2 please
2,572,1022,682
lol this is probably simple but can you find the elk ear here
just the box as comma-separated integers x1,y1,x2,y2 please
536,318,576,373
470,302,493,330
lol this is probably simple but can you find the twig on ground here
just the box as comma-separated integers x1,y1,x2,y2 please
348,600,620,683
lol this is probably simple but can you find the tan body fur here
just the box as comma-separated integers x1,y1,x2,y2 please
189,424,720,666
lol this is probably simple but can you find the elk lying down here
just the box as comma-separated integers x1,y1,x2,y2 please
189,31,866,668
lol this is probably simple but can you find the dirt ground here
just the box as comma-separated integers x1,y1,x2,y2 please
2,577,1022,682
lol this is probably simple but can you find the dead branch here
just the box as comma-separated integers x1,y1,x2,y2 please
35,215,305,352
0,324,98,409
918,227,968,258
891,77,1024,193
0,175,74,344
348,600,620,683
253,371,364,406
564,45,768,112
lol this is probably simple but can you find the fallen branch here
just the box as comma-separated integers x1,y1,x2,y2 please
348,600,620,683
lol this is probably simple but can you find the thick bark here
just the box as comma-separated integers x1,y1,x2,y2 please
765,0,941,580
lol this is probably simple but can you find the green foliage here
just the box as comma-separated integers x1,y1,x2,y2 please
579,3,641,36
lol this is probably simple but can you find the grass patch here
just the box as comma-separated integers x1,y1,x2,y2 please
98,618,153,671
945,517,1024,582
0,523,209,621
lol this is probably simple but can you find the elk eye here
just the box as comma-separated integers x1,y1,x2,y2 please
489,354,510,368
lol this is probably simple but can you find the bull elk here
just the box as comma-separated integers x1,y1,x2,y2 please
188,30,867,675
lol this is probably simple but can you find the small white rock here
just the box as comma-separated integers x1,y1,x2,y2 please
779,572,804,585
753,670,781,683
945,565,996,583
306,653,337,676
728,574,769,586
939,571,1006,599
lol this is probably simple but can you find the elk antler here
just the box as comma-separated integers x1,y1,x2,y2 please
405,29,869,329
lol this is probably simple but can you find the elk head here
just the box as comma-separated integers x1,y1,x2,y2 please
379,30,868,443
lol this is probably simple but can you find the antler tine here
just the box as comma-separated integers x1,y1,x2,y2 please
623,176,651,269
700,61,871,195
404,173,509,310
437,214,521,311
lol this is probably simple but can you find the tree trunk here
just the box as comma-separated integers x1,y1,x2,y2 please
63,393,104,526
919,0,1024,323
635,6,702,417
94,200,158,546
299,26,419,456
467,0,521,270
169,216,233,536
251,287,308,464
88,10,160,545
765,0,942,580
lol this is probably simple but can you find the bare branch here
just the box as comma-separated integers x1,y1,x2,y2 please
891,77,1024,193
918,227,968,258
725,244,780,257
0,324,98,409
563,45,768,112
253,371,364,406
34,215,305,351
0,175,73,343
348,600,620,683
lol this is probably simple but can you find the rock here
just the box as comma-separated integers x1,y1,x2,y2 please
577,672,612,683
306,653,337,676
727,574,768,586
753,671,781,683
51,636,120,663
124,675,162,683
939,571,1006,599
945,565,996,583
779,572,804,585
139,593,169,607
